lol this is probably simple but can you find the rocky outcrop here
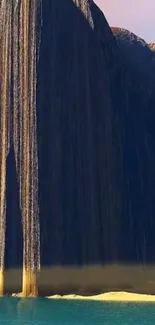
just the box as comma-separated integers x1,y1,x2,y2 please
112,27,155,80
149,43,155,51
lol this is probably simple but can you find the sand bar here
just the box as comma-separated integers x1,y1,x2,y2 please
48,292,155,302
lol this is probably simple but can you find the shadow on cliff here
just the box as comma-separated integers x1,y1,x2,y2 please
5,148,23,268
35,0,155,266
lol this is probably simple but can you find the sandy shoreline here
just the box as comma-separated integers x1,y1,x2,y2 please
47,292,155,302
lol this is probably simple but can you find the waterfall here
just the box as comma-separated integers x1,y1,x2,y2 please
0,0,11,295
0,0,40,296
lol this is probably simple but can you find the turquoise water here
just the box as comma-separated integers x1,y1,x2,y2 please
0,297,155,324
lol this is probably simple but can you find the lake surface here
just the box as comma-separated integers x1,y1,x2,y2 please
0,297,155,324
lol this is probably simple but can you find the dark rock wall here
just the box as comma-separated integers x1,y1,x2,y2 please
91,2,155,262
5,0,155,267
37,0,123,265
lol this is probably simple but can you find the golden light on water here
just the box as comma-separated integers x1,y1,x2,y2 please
0,0,40,296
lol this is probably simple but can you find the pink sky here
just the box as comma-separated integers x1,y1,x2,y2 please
94,0,155,42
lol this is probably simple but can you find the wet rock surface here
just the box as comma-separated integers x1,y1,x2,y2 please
5,0,155,267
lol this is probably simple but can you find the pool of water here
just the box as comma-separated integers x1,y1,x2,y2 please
0,297,155,324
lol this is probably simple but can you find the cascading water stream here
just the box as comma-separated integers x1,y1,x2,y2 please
0,0,40,296
0,0,11,295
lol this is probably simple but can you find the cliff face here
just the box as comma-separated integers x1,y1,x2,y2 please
91,3,155,262
5,0,155,267
37,0,123,265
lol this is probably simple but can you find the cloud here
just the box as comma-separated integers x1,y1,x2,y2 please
94,0,155,42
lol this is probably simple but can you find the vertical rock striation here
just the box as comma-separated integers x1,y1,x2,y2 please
1,0,155,271
37,0,155,265
37,0,124,265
